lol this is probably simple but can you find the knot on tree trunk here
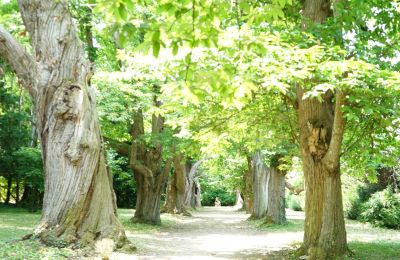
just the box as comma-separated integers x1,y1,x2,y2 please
54,83,83,121
307,122,329,160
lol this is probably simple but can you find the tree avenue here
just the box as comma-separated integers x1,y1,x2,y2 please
0,0,130,249
0,0,399,259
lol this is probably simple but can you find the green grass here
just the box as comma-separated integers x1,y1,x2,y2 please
345,241,400,260
0,206,40,242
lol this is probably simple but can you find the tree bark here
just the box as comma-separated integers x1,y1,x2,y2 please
184,159,205,209
297,87,347,258
130,109,171,224
242,156,254,213
0,1,130,249
266,167,286,224
298,1,348,258
250,151,269,219
162,153,190,215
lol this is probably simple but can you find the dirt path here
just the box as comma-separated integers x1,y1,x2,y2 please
114,207,303,259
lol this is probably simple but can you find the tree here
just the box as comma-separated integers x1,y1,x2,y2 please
297,1,347,258
0,1,130,249
129,108,172,224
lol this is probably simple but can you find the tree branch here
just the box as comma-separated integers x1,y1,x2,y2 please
0,26,36,96
322,91,346,172
285,181,304,195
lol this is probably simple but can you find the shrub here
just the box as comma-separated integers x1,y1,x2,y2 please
201,187,235,206
346,183,380,220
361,186,400,229
286,194,302,211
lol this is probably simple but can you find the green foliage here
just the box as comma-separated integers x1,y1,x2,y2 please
346,183,380,220
286,193,303,211
106,150,136,208
360,186,400,229
200,174,236,206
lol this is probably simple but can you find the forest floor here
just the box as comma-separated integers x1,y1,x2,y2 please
1,206,400,259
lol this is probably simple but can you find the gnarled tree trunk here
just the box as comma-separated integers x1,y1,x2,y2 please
266,167,286,224
163,153,190,215
250,151,269,219
129,109,171,224
184,159,205,209
0,1,130,249
297,1,348,259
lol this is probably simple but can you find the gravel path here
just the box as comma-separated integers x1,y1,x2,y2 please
113,207,303,259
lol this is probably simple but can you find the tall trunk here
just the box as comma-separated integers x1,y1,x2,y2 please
297,1,348,258
243,156,254,213
130,109,171,224
0,1,130,249
5,175,12,204
15,179,20,204
297,87,347,259
162,153,190,215
250,152,269,219
266,167,286,224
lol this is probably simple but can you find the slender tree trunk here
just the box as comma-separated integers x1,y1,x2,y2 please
5,175,12,204
130,109,171,224
243,156,254,213
266,167,286,224
0,1,130,249
250,152,269,219
15,179,20,204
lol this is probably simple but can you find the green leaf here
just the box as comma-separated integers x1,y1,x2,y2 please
118,4,128,20
153,41,160,57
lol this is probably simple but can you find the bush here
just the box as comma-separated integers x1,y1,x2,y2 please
201,187,235,206
346,183,380,220
360,186,400,229
286,193,302,211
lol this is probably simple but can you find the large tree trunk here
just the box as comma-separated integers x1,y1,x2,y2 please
0,1,130,249
297,89,347,258
162,153,190,215
265,167,286,224
130,109,171,224
250,152,269,219
298,1,348,259
242,156,254,213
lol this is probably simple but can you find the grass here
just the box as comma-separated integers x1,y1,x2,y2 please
0,205,40,242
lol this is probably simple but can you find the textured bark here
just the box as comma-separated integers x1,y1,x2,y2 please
297,1,348,258
184,159,205,209
0,1,130,249
163,153,190,215
297,87,347,259
242,156,254,213
266,167,286,224
250,152,269,219
130,109,171,224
